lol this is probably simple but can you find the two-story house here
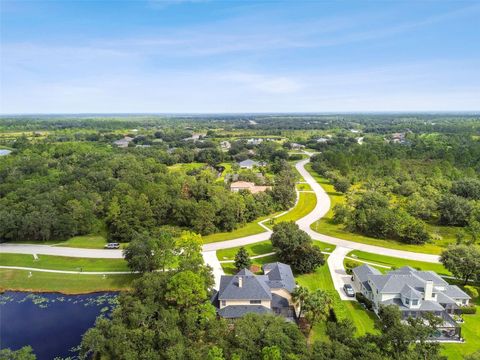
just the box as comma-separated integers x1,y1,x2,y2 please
352,265,471,340
212,262,297,320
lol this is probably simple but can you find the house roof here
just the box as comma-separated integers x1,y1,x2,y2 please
218,263,295,302
352,264,381,283
263,262,296,292
401,284,422,299
443,285,470,299
381,298,445,312
218,272,272,301
356,265,471,302
238,159,258,167
218,305,272,318
230,181,255,188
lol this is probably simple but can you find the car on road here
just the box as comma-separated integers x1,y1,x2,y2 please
343,283,355,297
104,243,120,249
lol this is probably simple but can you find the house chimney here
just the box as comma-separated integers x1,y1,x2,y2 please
424,280,433,301
238,276,243,288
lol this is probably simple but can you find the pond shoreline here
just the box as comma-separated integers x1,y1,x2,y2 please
0,287,127,295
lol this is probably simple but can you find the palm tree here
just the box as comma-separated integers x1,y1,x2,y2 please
291,285,309,318
303,290,333,335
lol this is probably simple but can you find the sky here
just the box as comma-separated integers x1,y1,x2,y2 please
1,0,479,113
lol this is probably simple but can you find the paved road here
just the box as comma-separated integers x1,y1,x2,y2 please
0,243,124,258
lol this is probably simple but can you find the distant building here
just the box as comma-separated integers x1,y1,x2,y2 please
183,133,206,142
391,132,406,144
238,159,266,169
113,136,134,148
352,265,470,340
290,143,305,150
316,137,329,143
230,181,271,194
220,141,231,150
212,263,297,320
247,138,263,145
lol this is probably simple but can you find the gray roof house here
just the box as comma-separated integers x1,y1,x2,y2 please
113,136,134,148
238,159,266,169
213,263,297,320
352,265,471,340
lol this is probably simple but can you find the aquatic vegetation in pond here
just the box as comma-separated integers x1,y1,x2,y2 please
0,292,118,309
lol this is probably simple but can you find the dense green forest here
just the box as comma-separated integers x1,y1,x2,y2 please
0,140,295,243
310,132,480,245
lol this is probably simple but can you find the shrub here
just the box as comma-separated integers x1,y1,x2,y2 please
356,293,373,311
460,305,477,314
464,286,479,299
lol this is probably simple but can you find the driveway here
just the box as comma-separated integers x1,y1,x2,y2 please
327,246,356,301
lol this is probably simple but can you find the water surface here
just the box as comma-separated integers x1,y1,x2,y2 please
0,291,117,360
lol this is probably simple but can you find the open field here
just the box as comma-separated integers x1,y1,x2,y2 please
0,269,137,294
0,253,129,272
306,165,455,255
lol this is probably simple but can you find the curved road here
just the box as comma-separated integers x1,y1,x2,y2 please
0,155,440,292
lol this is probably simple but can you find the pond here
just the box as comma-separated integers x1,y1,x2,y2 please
0,291,118,360
0,149,12,156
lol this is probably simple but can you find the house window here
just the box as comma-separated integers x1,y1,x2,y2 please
250,300,261,304
221,301,226,307
412,300,418,306
405,298,410,305
462,299,467,305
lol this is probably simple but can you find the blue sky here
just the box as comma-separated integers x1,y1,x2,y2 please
1,0,479,113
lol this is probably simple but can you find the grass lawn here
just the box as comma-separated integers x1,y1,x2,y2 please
0,269,137,294
221,254,279,275
167,162,205,173
306,164,453,255
216,240,335,262
0,253,129,272
346,250,451,276
296,259,378,341
265,192,317,230
202,213,277,244
217,240,274,261
442,288,480,360
55,234,111,249
296,183,312,191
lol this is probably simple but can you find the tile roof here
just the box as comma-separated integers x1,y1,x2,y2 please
218,305,272,318
218,273,272,301
263,262,296,292
352,264,381,283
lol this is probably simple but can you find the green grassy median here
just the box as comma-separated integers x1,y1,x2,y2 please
0,269,137,294
0,253,129,272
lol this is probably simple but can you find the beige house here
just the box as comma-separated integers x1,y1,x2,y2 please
213,263,298,319
230,181,270,194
